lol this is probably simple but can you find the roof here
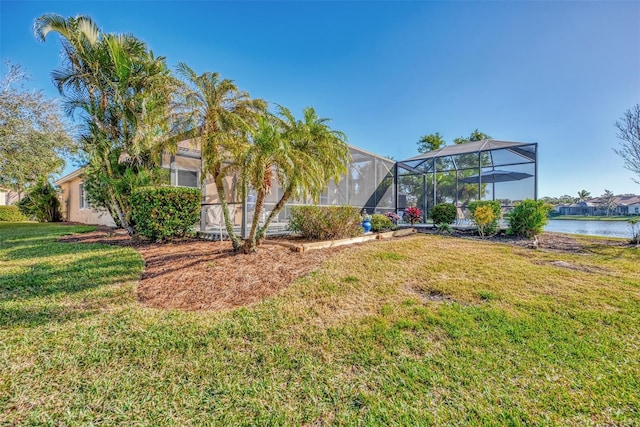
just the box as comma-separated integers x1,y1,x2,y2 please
54,167,86,185
402,139,536,162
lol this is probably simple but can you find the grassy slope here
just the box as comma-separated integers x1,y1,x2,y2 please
1,223,639,425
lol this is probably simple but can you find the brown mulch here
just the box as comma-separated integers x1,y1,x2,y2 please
58,228,343,311
57,226,632,312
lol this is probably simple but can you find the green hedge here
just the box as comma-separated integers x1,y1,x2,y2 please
430,203,457,225
289,205,363,240
0,206,27,222
131,186,201,241
507,199,552,238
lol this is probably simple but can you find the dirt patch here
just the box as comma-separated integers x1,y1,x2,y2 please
403,285,455,304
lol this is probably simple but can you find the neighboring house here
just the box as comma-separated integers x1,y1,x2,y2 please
558,201,597,216
614,195,640,215
556,195,640,216
0,187,21,206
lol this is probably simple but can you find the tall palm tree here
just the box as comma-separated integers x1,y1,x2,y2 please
176,63,266,251
35,14,177,234
255,106,350,243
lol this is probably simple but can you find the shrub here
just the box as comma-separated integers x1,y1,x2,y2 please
435,222,452,234
288,205,362,240
131,186,201,241
0,205,27,222
430,203,457,225
404,206,423,225
468,200,501,235
507,199,552,238
474,206,496,238
383,211,401,224
370,213,394,232
629,218,640,245
16,181,62,222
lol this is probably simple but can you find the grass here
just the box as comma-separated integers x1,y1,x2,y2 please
2,222,640,425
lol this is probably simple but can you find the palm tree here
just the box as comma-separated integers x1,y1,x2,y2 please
35,14,177,234
176,63,266,251
241,114,291,253
577,190,591,202
255,106,350,243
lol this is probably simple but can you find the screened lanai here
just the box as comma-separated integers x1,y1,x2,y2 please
177,145,395,238
395,140,537,222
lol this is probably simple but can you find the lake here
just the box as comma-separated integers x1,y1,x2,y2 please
545,219,634,239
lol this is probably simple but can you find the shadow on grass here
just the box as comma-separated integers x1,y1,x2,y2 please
0,223,143,327
0,302,96,328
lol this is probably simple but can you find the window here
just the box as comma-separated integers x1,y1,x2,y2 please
79,182,90,209
177,170,199,188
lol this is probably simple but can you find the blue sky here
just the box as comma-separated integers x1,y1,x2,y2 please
1,1,639,198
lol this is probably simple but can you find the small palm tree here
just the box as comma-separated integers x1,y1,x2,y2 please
254,106,350,243
241,114,290,253
176,63,266,251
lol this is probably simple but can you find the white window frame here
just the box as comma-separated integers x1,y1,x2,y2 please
175,168,200,188
79,181,90,209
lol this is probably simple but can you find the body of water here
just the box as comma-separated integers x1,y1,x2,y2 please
545,219,634,239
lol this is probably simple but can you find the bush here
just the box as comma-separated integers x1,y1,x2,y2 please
383,212,401,224
16,181,62,222
404,206,423,225
131,186,201,241
288,205,362,240
430,203,457,225
474,205,496,238
507,199,552,238
468,200,501,236
370,213,394,232
435,222,452,234
629,218,639,245
0,205,27,222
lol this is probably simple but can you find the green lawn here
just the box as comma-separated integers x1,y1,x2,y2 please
2,222,639,425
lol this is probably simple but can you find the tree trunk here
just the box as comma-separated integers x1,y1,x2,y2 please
243,187,267,254
214,172,243,251
256,185,293,243
103,157,134,235
109,187,133,235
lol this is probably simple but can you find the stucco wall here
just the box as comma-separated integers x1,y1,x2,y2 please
58,175,116,227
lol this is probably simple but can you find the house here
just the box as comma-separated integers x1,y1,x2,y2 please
556,194,640,216
55,168,117,226
55,138,540,233
55,142,396,235
614,195,640,215
0,187,20,206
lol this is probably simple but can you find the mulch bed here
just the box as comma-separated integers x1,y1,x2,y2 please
59,228,343,311
57,226,632,312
